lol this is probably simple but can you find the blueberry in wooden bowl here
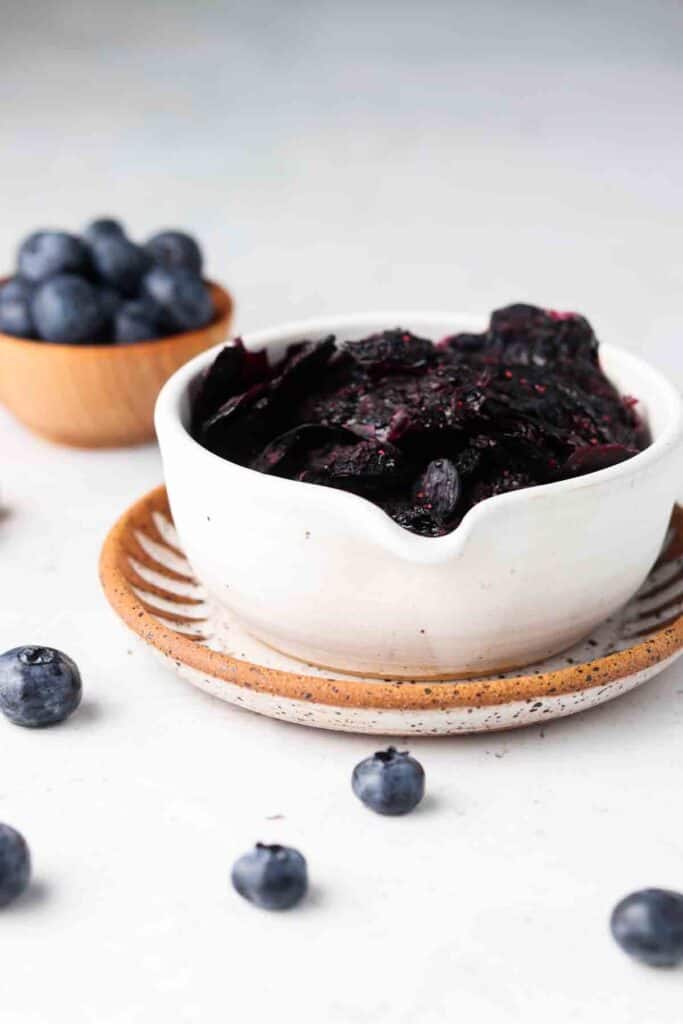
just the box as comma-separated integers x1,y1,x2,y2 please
0,219,233,448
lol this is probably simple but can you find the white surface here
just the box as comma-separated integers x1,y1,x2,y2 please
2,1,683,1021
157,317,683,676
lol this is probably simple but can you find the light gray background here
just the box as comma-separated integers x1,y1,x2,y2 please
2,1,683,1021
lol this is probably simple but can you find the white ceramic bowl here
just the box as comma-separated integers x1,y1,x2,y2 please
155,312,683,678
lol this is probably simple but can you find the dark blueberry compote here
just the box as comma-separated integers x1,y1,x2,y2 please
192,304,649,536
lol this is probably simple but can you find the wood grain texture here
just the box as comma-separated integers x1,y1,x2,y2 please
0,282,233,448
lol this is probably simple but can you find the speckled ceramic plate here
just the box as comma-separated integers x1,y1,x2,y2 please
100,486,683,735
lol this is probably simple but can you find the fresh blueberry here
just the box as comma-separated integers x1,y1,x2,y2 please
611,888,683,966
0,824,30,907
231,843,308,910
32,274,104,343
145,230,203,275
0,277,36,338
17,231,89,283
98,286,124,323
143,266,213,332
88,235,149,296
83,217,126,244
114,298,165,344
352,746,425,815
0,646,82,727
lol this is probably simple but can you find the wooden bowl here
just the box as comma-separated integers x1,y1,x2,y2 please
0,281,233,448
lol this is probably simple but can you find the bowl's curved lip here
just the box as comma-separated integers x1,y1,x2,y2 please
99,484,683,710
155,310,683,563
0,279,233,354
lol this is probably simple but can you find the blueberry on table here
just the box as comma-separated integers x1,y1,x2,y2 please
352,747,425,815
231,843,308,910
611,889,683,966
145,230,203,275
0,277,36,338
83,217,126,244
17,230,90,283
0,824,30,907
88,235,149,297
114,298,164,344
143,266,213,331
0,646,82,727
32,274,104,343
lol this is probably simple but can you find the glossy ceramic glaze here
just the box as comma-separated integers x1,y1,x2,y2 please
99,486,683,734
155,312,683,677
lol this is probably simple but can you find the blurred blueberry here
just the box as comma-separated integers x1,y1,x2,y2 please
18,231,89,283
352,747,425,815
98,286,124,323
83,218,126,244
143,266,213,331
32,274,104,343
231,843,308,910
611,889,683,966
0,277,36,338
0,824,31,907
145,230,202,275
114,298,165,344
0,646,82,727
88,235,149,296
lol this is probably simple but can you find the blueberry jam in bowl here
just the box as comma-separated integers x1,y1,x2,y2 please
155,309,683,678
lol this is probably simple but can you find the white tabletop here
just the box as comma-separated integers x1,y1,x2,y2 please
3,1,683,1021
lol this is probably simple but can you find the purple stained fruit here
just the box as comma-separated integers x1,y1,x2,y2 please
413,458,461,524
564,443,637,476
487,303,598,366
190,338,271,434
191,308,649,536
273,337,337,397
299,437,408,495
251,424,360,477
342,328,434,372
200,381,277,465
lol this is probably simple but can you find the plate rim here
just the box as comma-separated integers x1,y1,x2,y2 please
99,486,683,712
